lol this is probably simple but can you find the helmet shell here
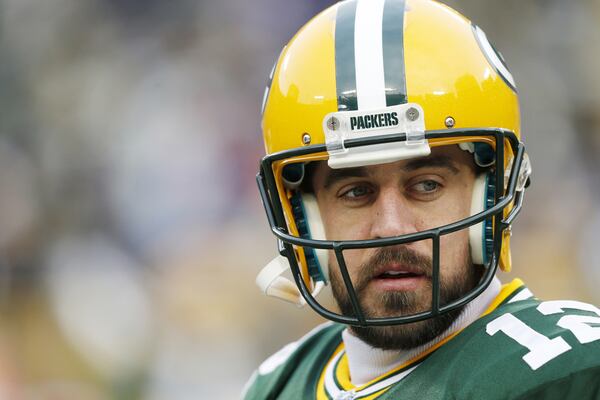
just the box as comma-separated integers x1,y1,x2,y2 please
262,0,520,154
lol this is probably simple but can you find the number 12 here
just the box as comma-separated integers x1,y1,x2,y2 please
486,300,600,370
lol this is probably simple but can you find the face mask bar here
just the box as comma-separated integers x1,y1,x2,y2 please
257,128,527,327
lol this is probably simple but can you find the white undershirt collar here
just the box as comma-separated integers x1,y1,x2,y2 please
342,277,502,386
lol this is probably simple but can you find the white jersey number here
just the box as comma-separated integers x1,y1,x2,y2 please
486,300,600,370
537,300,600,344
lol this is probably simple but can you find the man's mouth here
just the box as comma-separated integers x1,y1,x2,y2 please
370,266,428,291
378,270,422,279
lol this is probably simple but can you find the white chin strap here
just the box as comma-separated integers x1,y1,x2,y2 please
255,193,328,307
255,255,325,307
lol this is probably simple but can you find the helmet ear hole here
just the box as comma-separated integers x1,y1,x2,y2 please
290,192,329,282
282,163,305,189
469,172,496,265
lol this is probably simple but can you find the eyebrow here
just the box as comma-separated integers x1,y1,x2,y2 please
323,166,368,189
401,155,460,174
321,155,460,189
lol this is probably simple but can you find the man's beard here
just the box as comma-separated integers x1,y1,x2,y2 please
330,245,481,351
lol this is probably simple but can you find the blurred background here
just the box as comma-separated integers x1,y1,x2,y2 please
0,0,599,398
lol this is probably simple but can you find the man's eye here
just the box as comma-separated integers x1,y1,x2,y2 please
412,180,441,193
341,185,372,199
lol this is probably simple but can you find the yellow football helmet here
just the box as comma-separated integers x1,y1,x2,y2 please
256,0,531,326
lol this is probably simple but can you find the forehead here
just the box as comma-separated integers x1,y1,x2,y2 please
311,145,476,187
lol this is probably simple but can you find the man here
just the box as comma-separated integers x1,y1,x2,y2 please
244,0,600,398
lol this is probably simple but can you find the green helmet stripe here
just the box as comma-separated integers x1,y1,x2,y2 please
382,0,407,106
335,0,359,111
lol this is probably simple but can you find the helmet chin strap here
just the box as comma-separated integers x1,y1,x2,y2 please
255,193,328,306
255,255,325,307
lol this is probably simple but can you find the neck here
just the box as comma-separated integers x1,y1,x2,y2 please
342,277,502,386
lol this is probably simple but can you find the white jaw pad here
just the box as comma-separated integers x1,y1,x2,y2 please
301,194,329,281
323,103,430,169
469,174,488,265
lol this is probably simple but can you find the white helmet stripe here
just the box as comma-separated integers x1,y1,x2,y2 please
354,0,387,110
334,0,408,111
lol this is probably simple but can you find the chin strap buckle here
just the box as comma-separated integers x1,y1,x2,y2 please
504,153,532,192
255,255,325,307
516,153,532,191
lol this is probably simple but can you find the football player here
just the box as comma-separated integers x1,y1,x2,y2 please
244,0,600,399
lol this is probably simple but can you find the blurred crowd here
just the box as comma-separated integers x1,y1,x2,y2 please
0,0,599,399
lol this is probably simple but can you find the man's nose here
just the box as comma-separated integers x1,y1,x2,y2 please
369,187,418,239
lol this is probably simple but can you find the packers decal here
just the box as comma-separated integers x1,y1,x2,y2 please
350,112,399,131
472,24,517,92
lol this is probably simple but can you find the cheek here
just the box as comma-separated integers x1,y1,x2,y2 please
418,191,473,229
327,248,369,284
437,181,474,270
321,207,372,242
319,199,374,281
439,230,471,275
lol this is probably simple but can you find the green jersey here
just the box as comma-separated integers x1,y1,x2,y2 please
243,279,600,400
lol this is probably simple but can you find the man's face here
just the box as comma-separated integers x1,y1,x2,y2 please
310,145,482,350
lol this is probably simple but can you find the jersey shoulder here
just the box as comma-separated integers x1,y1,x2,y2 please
399,291,600,400
242,322,344,400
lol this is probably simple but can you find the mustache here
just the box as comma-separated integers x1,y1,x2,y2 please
352,246,433,292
